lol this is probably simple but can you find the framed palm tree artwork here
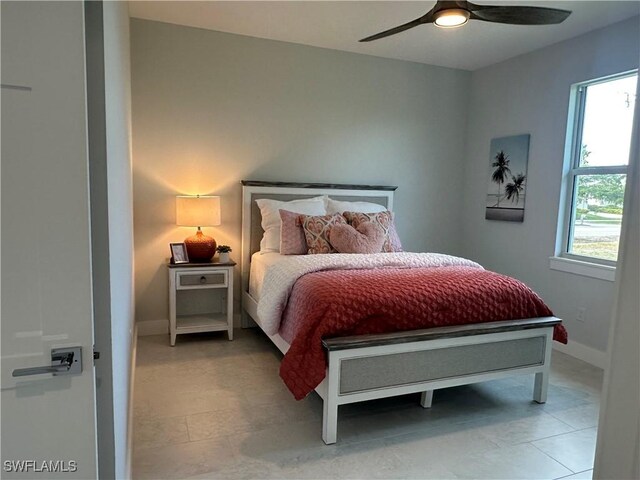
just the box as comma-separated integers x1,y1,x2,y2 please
486,134,530,222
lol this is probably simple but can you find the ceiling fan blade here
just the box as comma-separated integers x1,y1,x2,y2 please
359,15,432,42
469,6,571,25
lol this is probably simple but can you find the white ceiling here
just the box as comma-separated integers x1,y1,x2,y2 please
129,1,640,71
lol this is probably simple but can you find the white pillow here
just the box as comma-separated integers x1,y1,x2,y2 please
325,197,387,215
256,196,326,253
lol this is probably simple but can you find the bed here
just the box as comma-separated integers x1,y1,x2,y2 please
240,180,564,444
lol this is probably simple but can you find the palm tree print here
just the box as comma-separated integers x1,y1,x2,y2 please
505,173,526,205
491,150,511,206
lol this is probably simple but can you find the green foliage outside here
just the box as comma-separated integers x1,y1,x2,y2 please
578,144,626,210
576,174,626,207
577,214,620,223
589,205,623,215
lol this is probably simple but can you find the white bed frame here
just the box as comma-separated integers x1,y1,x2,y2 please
240,180,560,445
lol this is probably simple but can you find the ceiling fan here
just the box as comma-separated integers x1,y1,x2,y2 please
359,1,572,42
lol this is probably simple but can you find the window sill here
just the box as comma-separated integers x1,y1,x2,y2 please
549,256,616,282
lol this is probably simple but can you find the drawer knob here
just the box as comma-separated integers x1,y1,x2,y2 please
199,276,207,284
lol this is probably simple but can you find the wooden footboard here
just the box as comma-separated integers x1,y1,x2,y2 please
318,317,560,444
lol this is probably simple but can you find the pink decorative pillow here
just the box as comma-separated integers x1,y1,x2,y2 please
329,222,385,254
298,213,346,254
343,211,403,253
279,209,308,255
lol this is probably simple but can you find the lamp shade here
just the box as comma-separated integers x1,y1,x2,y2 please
176,196,221,227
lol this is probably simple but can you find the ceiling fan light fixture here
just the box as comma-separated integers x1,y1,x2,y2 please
433,8,470,28
359,1,571,43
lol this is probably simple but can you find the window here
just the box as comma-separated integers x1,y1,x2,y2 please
562,72,637,265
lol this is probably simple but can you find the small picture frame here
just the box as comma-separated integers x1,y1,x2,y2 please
170,242,189,264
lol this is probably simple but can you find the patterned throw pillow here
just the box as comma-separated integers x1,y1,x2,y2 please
342,211,403,253
279,209,308,255
329,222,385,254
298,213,347,254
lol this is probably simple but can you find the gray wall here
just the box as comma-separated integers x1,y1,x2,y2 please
130,19,471,325
461,17,640,352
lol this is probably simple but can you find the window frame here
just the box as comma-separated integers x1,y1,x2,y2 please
560,70,636,267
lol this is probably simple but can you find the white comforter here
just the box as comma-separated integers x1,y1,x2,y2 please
256,252,483,335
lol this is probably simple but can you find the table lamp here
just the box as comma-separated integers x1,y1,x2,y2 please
176,195,221,262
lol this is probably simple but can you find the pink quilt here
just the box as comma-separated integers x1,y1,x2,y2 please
278,266,567,400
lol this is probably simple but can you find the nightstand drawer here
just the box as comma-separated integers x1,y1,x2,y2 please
177,270,228,289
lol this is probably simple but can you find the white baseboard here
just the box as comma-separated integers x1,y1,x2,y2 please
553,339,608,370
136,319,168,336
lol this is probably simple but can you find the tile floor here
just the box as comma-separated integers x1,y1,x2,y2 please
133,329,602,479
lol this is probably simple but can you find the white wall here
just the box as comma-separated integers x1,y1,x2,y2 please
103,3,135,478
461,17,640,354
594,75,639,480
130,19,471,327
86,1,135,478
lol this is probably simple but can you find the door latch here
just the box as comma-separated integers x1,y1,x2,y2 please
12,347,82,377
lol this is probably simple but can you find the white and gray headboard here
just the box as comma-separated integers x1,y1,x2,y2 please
241,180,397,294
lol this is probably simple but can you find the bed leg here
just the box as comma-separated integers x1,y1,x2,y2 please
322,353,339,445
533,371,548,404
420,390,433,409
322,397,338,445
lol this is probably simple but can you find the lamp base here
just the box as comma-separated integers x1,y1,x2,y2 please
184,230,216,262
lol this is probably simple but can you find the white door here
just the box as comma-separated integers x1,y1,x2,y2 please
1,2,98,478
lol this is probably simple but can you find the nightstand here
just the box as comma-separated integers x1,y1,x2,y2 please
167,259,236,346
